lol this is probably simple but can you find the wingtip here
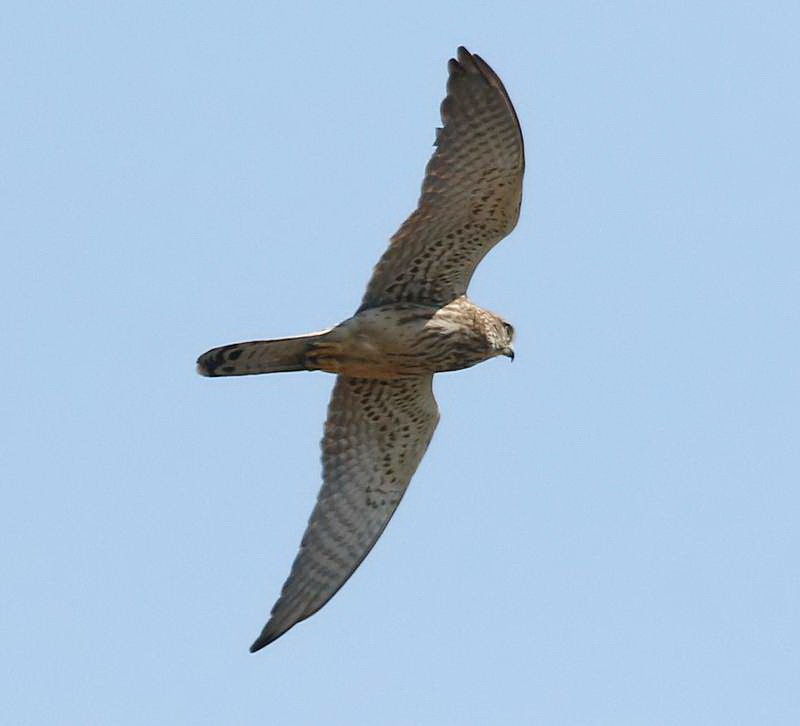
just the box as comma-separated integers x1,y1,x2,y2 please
456,46,479,71
451,46,472,71
249,630,278,653
249,619,289,652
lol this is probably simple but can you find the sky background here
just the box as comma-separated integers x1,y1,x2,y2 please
2,2,799,724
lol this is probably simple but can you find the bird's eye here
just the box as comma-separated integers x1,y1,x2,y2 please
503,322,514,339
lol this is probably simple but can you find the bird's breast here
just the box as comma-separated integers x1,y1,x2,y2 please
306,301,495,379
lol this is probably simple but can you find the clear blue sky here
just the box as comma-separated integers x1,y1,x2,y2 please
2,2,799,724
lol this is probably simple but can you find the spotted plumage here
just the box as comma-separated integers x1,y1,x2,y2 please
197,46,524,651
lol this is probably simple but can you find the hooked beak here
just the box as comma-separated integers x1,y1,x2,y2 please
502,346,515,362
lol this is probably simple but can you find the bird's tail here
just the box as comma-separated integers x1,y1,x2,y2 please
196,329,331,377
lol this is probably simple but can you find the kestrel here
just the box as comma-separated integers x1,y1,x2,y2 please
198,47,524,651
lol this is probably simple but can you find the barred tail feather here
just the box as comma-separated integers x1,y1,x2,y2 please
197,329,331,377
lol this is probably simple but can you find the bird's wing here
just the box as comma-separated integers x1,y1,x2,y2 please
250,374,439,650
359,46,524,311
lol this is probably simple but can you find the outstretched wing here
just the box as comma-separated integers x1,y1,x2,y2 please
359,46,524,311
250,375,439,651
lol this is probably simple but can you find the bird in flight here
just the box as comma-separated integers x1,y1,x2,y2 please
198,46,524,652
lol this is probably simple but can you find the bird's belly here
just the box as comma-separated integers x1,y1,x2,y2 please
307,333,486,379
305,303,491,379
306,339,435,379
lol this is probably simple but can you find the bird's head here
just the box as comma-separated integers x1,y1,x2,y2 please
489,317,515,361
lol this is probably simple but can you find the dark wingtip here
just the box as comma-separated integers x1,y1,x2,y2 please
456,46,477,70
249,617,296,652
249,632,276,653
